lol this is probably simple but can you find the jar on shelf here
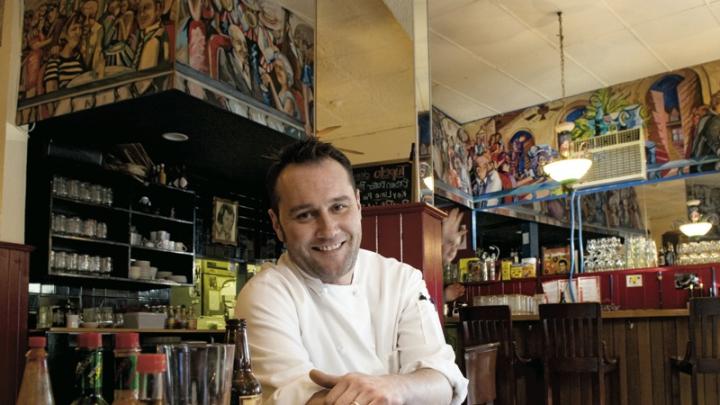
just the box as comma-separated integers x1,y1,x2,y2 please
68,179,80,199
67,217,82,235
102,188,113,206
79,182,92,201
82,219,97,238
52,214,66,233
96,222,107,239
90,184,103,204
53,176,67,197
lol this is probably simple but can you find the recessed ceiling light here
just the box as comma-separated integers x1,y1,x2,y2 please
162,132,189,142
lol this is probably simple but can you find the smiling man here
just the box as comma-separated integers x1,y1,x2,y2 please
235,139,467,405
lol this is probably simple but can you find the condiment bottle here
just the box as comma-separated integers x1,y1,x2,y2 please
112,333,140,404
72,333,109,405
137,354,166,405
16,336,55,405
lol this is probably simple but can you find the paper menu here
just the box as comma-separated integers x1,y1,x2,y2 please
542,276,601,303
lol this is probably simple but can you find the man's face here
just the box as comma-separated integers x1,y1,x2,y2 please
221,209,234,231
268,158,362,285
137,0,159,29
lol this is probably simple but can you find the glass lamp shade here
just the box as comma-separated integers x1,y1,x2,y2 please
543,158,592,184
679,221,712,237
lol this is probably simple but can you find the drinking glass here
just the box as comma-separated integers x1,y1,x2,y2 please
187,342,209,405
206,344,235,405
158,343,191,405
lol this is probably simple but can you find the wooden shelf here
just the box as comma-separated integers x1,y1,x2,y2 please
130,209,194,224
52,196,123,211
132,245,194,256
48,270,191,287
52,234,129,247
47,327,223,334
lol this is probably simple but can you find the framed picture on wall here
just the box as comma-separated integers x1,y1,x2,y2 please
212,197,238,245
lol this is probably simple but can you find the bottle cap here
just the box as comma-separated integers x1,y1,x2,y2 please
29,336,46,348
137,353,167,373
114,332,139,349
77,332,102,349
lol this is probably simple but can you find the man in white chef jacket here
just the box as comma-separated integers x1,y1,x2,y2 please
236,139,468,405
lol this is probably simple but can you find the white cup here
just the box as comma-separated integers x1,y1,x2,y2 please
129,266,142,279
175,242,187,252
66,314,80,328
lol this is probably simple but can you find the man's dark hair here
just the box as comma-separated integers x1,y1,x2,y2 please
266,138,356,214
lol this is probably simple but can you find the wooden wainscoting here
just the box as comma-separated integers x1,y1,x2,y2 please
0,242,33,405
510,314,718,405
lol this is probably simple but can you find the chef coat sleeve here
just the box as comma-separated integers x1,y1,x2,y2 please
235,274,319,405
395,267,469,405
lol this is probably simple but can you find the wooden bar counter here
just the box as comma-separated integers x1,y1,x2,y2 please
449,309,718,405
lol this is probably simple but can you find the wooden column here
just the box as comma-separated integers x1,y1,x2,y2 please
360,203,446,320
0,242,33,405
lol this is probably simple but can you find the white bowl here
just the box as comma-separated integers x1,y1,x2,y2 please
135,260,151,268
139,267,154,280
156,271,173,279
129,266,141,280
170,275,187,284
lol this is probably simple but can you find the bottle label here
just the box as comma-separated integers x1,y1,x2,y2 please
238,395,262,404
114,355,138,390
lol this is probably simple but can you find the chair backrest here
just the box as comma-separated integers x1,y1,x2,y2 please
464,342,499,405
459,305,513,360
688,297,720,373
539,303,602,372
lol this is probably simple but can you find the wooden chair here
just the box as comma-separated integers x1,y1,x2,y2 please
465,342,500,405
671,297,720,405
459,305,532,405
539,303,617,405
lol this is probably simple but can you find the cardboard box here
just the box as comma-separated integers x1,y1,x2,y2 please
543,246,571,275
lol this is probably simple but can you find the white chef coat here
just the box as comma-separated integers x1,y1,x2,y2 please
235,249,468,405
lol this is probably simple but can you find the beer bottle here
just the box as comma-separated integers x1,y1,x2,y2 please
231,319,262,404
71,333,109,405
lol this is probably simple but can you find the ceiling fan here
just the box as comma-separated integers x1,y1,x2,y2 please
525,101,563,122
315,125,365,155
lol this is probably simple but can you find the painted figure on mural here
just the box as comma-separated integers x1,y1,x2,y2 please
23,6,53,100
526,145,554,180
262,53,300,121
80,0,106,78
133,0,169,95
219,24,255,96
689,93,720,167
294,22,314,134
472,153,502,206
43,13,87,93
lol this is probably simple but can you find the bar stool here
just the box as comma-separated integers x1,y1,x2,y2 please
539,303,617,405
464,342,500,405
670,297,720,405
459,305,533,405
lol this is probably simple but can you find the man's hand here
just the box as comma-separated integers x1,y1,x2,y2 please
307,369,406,405
442,208,467,266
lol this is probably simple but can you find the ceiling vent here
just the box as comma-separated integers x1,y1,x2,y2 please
573,127,647,189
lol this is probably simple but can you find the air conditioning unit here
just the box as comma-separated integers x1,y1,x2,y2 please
572,127,647,188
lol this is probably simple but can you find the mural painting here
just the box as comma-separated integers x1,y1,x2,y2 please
175,0,314,134
433,59,720,209
18,0,176,123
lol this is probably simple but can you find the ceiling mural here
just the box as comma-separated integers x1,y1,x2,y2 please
433,58,720,209
16,0,314,136
176,0,314,134
18,0,176,124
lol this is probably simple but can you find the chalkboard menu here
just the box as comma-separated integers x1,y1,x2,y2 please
353,161,413,206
